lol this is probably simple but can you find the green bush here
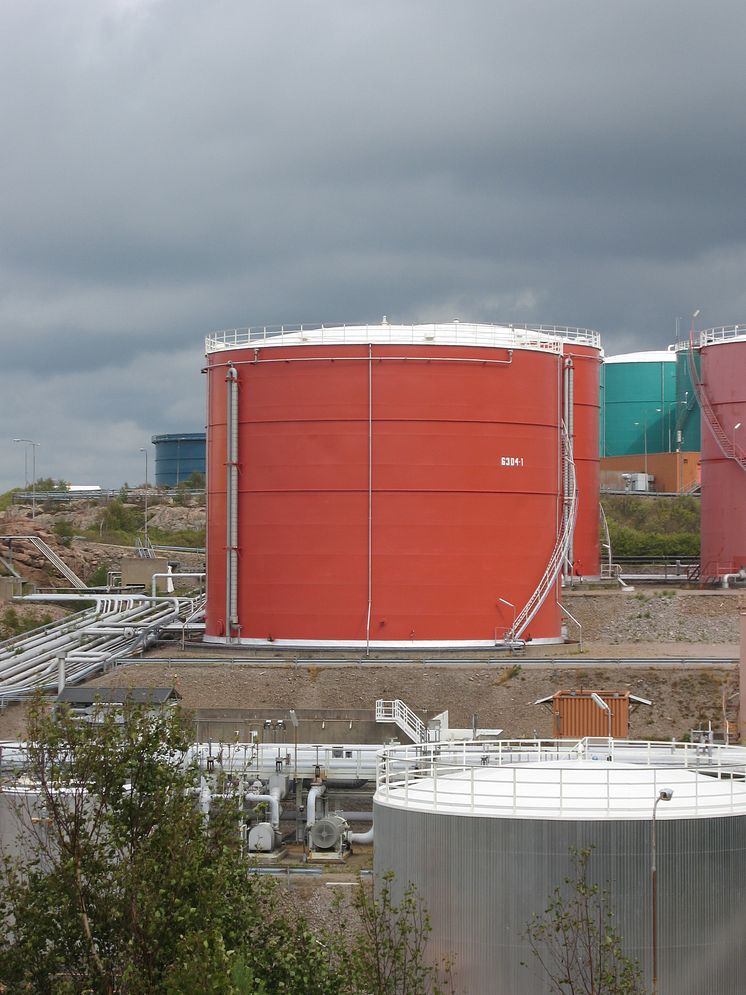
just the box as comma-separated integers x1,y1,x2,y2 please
603,495,700,558
86,563,111,587
0,607,53,640
607,521,699,557
52,519,75,546
0,489,20,511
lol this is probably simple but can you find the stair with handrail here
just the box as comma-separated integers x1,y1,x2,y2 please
375,699,427,744
688,333,746,473
503,421,577,644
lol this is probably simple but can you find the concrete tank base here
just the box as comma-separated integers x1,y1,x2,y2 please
202,635,564,649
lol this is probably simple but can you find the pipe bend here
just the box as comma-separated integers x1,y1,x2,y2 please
306,783,326,829
245,792,279,830
349,825,374,846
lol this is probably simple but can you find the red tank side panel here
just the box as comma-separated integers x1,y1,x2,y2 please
206,344,564,643
564,344,601,577
205,355,228,637
700,342,746,574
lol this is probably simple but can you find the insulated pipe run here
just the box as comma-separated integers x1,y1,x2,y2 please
269,783,283,824
245,792,280,830
563,357,575,578
225,365,239,639
366,344,373,656
198,780,280,830
348,825,374,845
306,783,326,829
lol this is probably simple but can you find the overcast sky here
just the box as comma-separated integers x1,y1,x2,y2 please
1,0,745,490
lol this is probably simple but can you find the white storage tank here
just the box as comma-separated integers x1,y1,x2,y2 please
373,739,746,994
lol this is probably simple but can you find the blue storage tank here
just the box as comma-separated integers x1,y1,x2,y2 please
152,433,206,487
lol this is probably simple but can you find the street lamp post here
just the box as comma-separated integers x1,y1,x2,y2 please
733,422,742,457
634,408,662,487
590,692,613,740
651,788,674,994
497,597,516,645
13,438,39,519
139,447,149,546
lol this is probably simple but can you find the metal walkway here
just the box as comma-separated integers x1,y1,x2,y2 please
0,595,206,701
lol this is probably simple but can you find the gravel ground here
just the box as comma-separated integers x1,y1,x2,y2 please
565,589,742,644
0,588,741,741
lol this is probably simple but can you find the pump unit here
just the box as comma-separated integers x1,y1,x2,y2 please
308,813,350,858
247,822,276,853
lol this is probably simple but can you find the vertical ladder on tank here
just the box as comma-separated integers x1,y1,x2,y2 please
504,421,578,645
688,332,746,473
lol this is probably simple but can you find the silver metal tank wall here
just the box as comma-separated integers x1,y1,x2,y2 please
0,787,47,862
373,745,746,995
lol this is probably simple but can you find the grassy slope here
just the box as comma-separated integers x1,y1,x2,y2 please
602,494,700,557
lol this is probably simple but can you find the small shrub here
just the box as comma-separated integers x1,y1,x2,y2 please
53,519,75,546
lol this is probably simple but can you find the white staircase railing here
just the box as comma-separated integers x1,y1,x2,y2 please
504,421,577,644
375,699,426,744
688,334,746,474
0,535,87,589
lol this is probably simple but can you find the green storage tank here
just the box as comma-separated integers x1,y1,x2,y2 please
601,350,677,456
674,343,702,451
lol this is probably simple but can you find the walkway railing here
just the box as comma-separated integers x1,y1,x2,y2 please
375,699,426,744
688,331,746,475
375,738,746,818
206,322,600,354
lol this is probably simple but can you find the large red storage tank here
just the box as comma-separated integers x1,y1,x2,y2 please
697,326,746,577
204,322,601,648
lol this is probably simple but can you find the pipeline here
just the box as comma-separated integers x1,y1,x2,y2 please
306,783,326,829
349,825,374,845
245,792,280,830
225,364,239,640
563,356,574,578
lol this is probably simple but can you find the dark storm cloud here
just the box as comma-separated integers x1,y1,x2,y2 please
2,0,746,488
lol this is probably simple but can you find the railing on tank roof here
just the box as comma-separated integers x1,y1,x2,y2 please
375,737,746,819
205,322,600,354
696,325,746,347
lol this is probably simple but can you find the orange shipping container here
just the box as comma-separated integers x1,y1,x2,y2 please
534,690,652,739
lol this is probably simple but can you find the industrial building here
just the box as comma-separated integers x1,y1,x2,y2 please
204,321,601,648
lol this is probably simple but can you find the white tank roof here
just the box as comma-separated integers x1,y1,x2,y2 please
206,321,601,355
605,350,676,364
374,739,746,821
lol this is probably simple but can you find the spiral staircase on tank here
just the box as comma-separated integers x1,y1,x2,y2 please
687,332,746,583
503,421,577,645
688,332,746,472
